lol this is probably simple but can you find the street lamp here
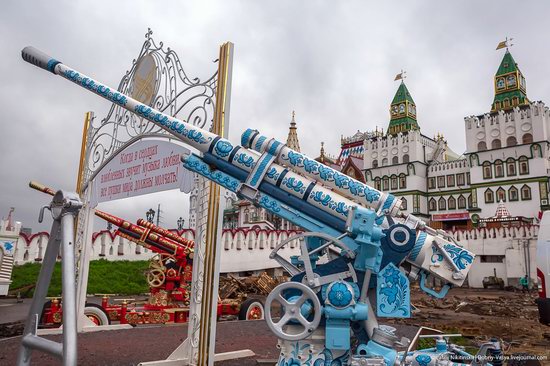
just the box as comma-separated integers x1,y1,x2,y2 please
146,208,155,223
177,217,185,230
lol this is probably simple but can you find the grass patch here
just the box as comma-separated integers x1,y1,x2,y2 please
11,260,150,297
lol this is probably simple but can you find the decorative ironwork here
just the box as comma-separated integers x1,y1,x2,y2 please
82,28,218,188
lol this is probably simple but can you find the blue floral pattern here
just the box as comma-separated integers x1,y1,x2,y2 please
377,263,410,317
431,243,474,271
415,354,432,366
64,70,128,106
327,282,353,308
214,140,233,158
280,149,381,204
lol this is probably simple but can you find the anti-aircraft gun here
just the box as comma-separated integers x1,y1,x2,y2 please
22,47,503,365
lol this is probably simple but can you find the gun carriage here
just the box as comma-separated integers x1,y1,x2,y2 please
21,47,505,365
30,181,265,327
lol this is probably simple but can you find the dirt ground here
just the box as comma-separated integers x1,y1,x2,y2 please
389,287,550,360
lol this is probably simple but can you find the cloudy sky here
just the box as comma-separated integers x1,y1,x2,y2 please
1,0,549,232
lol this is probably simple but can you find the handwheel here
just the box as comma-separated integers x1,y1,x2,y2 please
147,268,166,287
264,282,322,341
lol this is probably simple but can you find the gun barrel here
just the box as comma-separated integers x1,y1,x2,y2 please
29,181,56,196
21,47,364,224
137,219,194,250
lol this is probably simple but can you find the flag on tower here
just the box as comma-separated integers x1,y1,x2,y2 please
394,72,403,81
496,40,508,50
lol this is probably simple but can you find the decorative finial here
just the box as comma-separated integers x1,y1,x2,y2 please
496,37,514,51
290,110,296,127
394,69,407,82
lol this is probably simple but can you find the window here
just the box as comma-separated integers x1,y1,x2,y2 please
448,196,456,210
466,172,470,185
519,156,529,175
506,158,516,176
506,136,517,146
509,186,519,201
382,158,388,166
429,198,437,211
480,255,505,263
391,176,398,190
521,185,532,200
446,175,455,187
507,75,516,87
374,178,381,191
438,197,446,210
399,174,406,189
477,141,487,151
372,159,378,168
437,176,446,188
485,188,494,203
458,195,466,209
402,154,409,163
483,162,492,179
496,78,505,89
468,194,473,208
428,177,436,189
494,160,504,178
392,156,399,165
401,197,407,210
522,133,533,144
456,173,465,186
491,139,501,149
496,187,506,202
512,96,519,106
382,177,389,191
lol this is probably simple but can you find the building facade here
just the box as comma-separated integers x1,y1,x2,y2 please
330,48,549,286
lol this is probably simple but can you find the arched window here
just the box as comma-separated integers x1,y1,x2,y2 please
374,178,381,191
519,156,529,175
401,197,407,210
429,198,437,211
521,185,532,200
438,197,446,210
522,133,533,144
448,196,456,210
468,194,473,208
506,158,516,176
392,156,399,165
506,136,517,146
382,177,389,191
390,175,398,190
494,160,504,178
372,159,378,168
402,154,409,163
482,162,492,179
484,188,494,203
478,141,487,151
509,186,519,201
496,78,505,89
399,174,406,189
491,139,501,149
496,187,506,202
458,195,466,209
382,158,388,166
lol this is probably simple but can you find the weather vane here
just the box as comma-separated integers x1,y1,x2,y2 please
496,37,514,50
394,69,406,81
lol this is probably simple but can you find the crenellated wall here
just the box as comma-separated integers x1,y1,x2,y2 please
9,224,539,288
11,228,303,275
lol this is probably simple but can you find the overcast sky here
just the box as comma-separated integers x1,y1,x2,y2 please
1,0,549,232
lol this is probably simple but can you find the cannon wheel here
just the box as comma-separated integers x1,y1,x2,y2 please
238,299,265,320
84,303,111,326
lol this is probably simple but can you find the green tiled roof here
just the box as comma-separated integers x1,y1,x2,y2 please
496,51,518,75
391,82,415,104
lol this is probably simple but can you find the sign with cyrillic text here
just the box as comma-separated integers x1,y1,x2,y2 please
92,139,192,204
